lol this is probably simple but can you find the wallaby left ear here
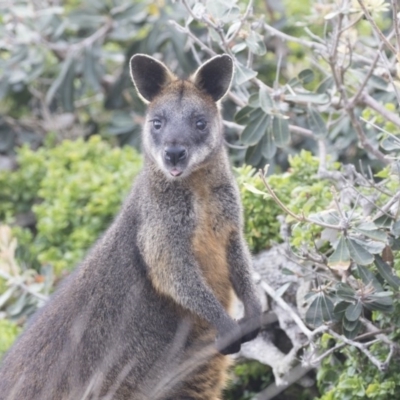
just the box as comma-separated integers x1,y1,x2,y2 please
191,54,234,102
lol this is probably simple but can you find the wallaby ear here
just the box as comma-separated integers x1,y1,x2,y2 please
129,54,175,103
191,54,234,102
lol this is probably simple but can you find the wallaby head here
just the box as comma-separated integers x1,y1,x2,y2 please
129,54,233,179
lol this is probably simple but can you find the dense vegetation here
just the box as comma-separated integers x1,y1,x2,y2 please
1,0,399,399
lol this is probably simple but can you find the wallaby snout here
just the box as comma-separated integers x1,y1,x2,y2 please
164,146,187,176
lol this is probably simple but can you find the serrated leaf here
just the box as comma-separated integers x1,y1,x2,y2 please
307,106,327,137
356,265,383,291
328,236,350,270
285,92,330,105
374,255,400,289
345,301,362,321
272,116,290,147
261,129,276,159
347,238,374,265
259,86,273,114
241,109,270,146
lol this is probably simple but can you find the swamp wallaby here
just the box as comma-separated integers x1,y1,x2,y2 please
0,54,262,400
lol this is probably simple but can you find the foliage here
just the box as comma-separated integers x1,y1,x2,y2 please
237,150,336,252
0,320,21,359
0,136,142,273
1,0,400,398
225,360,272,400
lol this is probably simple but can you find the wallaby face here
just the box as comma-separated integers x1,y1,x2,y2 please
130,54,233,178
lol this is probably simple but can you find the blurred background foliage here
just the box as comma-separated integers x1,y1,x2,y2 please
1,0,400,399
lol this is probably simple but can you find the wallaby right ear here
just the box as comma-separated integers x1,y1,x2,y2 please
129,54,174,103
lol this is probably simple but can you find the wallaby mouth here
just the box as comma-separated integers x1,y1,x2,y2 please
170,168,183,177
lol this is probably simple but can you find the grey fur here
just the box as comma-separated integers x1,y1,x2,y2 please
0,54,262,400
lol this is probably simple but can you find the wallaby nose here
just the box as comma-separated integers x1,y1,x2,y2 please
164,146,187,166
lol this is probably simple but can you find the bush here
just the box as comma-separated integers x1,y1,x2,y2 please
0,136,142,273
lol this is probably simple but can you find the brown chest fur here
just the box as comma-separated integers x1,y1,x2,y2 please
191,179,234,312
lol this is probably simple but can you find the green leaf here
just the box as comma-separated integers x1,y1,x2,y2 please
343,319,361,339
305,293,334,327
333,301,352,320
374,255,400,289
45,56,75,107
260,129,276,159
336,283,356,302
272,116,290,147
374,215,393,228
392,220,400,236
285,92,330,105
356,265,383,291
298,69,315,84
245,143,263,166
364,292,394,313
307,106,327,137
234,106,253,125
259,86,273,114
355,228,387,242
343,315,361,331
235,63,257,85
347,238,374,265
345,301,362,321
328,236,350,270
241,109,270,146
381,136,400,151
245,30,266,56
316,76,334,94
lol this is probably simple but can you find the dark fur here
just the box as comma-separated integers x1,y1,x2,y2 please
0,54,262,400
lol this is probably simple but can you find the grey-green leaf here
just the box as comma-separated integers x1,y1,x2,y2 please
328,236,350,268
347,238,374,265
285,92,330,105
345,301,362,321
356,264,383,291
241,109,270,146
235,63,257,85
374,255,400,289
261,128,276,159
307,106,327,137
272,116,290,147
259,86,273,114
298,69,315,85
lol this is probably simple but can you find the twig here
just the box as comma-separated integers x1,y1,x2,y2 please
259,279,318,340
356,0,397,54
0,270,49,302
328,328,392,371
227,0,254,45
392,0,400,52
259,168,343,230
361,92,400,129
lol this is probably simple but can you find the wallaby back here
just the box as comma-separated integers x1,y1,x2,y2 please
0,54,262,400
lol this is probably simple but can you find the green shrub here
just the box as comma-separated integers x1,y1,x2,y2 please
0,136,142,273
236,150,337,252
0,320,21,359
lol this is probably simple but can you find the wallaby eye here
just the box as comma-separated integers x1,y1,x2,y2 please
152,119,162,130
196,120,207,130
